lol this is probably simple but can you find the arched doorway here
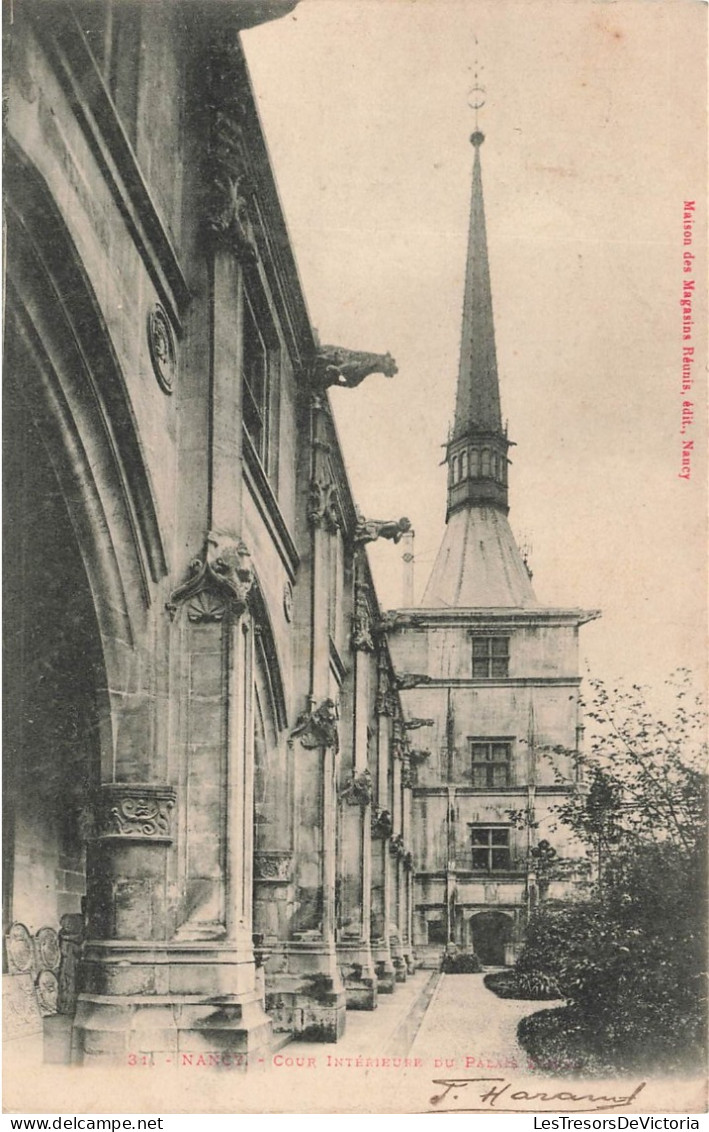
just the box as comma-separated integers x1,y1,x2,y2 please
469,911,514,966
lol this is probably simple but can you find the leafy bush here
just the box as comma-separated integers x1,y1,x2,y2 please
484,969,561,1001
441,951,482,974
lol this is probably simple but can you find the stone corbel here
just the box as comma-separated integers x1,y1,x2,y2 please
166,531,254,622
312,346,397,391
291,698,339,753
354,513,412,547
340,768,373,808
96,784,177,842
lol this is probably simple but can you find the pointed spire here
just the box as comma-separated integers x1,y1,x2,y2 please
446,130,510,519
453,131,502,438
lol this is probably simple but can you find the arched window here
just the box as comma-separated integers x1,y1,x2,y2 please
451,455,460,484
481,449,490,477
460,450,469,480
501,459,507,485
491,452,498,479
470,449,479,476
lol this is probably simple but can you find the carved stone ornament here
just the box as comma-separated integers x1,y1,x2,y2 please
313,346,398,390
166,531,254,621
147,304,176,394
340,768,373,808
35,970,59,1017
401,758,413,789
404,718,434,730
371,808,393,839
394,672,434,691
354,513,412,546
375,688,398,717
403,851,414,873
291,698,339,753
57,913,85,1016
97,784,176,842
5,923,34,974
34,927,61,972
204,103,258,263
351,583,374,652
390,833,405,858
308,479,341,533
253,852,293,882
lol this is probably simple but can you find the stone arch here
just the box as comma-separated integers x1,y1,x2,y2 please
4,143,170,780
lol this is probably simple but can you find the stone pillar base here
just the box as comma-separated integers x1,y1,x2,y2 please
337,943,377,1011
373,953,396,994
72,993,272,1066
264,943,347,1042
393,956,407,982
71,941,272,1066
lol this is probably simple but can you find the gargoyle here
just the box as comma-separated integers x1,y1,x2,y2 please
354,515,412,546
313,346,398,390
291,698,339,753
394,673,434,691
404,718,434,730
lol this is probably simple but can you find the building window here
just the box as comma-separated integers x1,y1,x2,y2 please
471,827,511,872
460,450,469,479
470,740,512,787
472,636,509,678
451,454,459,484
470,449,479,476
481,449,490,476
242,292,279,480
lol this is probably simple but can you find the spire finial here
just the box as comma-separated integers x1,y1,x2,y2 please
467,35,486,140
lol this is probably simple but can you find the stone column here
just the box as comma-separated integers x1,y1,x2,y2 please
336,580,377,1009
389,734,406,983
401,756,415,974
370,671,396,993
271,394,346,1041
74,535,271,1064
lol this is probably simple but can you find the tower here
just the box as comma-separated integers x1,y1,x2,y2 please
386,123,599,967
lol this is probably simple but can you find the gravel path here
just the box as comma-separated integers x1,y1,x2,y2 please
410,970,548,1070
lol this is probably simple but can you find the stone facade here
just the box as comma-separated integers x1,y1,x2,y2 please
3,0,416,1065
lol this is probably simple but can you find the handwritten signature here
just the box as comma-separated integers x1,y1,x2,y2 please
428,1077,647,1113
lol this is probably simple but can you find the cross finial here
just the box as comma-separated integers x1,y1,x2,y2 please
467,35,486,140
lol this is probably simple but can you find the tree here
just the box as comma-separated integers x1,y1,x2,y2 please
516,670,708,1073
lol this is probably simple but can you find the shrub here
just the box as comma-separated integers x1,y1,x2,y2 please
441,951,482,974
485,969,561,1000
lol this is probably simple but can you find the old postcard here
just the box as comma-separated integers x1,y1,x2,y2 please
3,0,707,1117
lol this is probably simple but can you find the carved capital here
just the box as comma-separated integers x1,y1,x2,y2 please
253,852,293,882
167,531,254,621
97,784,176,842
308,479,341,533
371,808,393,839
291,698,339,753
354,513,412,547
340,768,373,808
313,346,397,390
351,582,374,652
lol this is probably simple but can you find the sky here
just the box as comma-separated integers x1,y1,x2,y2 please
241,0,707,696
